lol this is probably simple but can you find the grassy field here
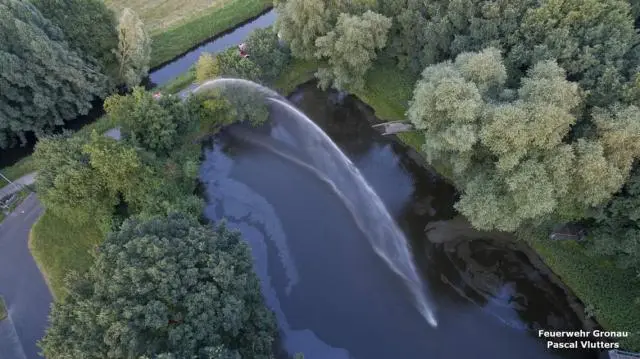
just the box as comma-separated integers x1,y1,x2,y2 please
132,0,272,68
30,212,104,300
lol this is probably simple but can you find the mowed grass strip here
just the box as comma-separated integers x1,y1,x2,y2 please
143,0,272,68
30,212,104,300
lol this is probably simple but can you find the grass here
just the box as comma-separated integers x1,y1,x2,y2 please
30,212,104,300
0,295,6,321
145,0,272,68
530,239,640,350
274,58,322,95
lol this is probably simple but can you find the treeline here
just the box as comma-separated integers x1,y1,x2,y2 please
274,0,640,274
35,85,278,358
0,0,150,149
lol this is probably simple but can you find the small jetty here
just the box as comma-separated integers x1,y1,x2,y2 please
371,121,415,135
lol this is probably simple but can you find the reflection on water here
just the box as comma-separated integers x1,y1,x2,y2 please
198,82,598,359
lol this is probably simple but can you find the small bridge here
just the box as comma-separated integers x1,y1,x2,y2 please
371,121,415,135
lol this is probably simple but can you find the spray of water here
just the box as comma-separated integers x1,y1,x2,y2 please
194,78,438,327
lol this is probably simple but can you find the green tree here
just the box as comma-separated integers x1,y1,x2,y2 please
196,53,221,83
0,0,107,148
41,213,277,359
275,0,332,60
588,167,640,276
104,88,178,156
315,11,392,90
244,27,290,84
216,49,263,82
34,134,117,233
409,48,637,231
29,0,119,81
116,8,151,89
511,0,638,106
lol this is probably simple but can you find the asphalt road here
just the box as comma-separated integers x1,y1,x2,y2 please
0,194,50,359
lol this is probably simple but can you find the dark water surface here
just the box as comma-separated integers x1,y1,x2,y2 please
199,83,598,359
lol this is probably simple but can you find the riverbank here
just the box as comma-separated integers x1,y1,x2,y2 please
272,59,640,351
145,0,272,68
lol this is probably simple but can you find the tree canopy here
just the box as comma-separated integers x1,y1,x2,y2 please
40,213,277,359
315,11,392,91
29,0,119,82
116,8,151,89
408,48,640,231
0,0,107,148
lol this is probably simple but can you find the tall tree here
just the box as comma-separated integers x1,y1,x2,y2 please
34,134,117,233
275,0,332,60
104,88,178,156
409,48,639,231
41,213,277,359
115,8,151,89
244,27,290,84
29,0,119,81
0,0,107,148
511,0,638,106
315,10,392,90
588,167,640,277
195,53,221,84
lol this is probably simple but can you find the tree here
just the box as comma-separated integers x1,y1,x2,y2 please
29,0,119,81
315,11,392,90
33,134,117,233
196,53,221,83
244,27,290,83
216,49,263,83
0,0,107,148
409,48,637,231
511,0,638,106
104,88,178,156
41,213,277,359
115,8,151,89
275,0,332,60
588,167,640,277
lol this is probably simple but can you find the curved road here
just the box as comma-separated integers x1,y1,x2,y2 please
0,194,50,359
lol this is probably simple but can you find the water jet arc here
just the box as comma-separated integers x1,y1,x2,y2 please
194,78,438,327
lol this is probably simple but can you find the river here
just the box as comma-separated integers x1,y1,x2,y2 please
199,82,599,359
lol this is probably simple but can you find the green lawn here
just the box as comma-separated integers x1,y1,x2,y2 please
530,239,640,350
30,209,105,300
148,0,272,68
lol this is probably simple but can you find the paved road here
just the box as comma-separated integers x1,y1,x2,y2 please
0,173,36,200
0,194,50,359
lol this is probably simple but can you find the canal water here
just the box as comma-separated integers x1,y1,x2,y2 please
199,82,599,359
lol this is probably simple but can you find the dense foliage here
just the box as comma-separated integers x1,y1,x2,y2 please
407,48,640,231
29,0,120,82
315,11,391,90
116,8,152,89
41,213,277,359
0,0,107,148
